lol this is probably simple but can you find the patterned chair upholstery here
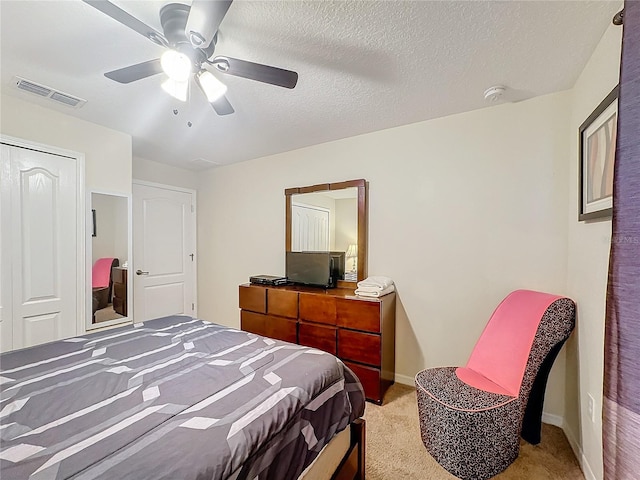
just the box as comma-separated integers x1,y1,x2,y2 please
415,290,576,480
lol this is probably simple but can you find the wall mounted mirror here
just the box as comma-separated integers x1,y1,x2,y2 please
87,191,132,330
285,179,367,283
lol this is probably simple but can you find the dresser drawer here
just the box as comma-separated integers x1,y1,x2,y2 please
241,310,267,336
241,311,297,344
113,282,126,299
338,329,381,366
344,361,381,403
299,293,336,325
299,322,337,355
239,285,266,313
265,315,297,344
267,289,298,319
337,298,381,333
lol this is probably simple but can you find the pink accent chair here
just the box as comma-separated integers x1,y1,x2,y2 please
415,290,575,479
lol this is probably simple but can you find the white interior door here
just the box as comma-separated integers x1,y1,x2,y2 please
133,183,196,321
1,142,79,350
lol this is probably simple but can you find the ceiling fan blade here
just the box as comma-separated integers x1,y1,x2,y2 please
213,56,298,89
186,0,233,49
210,95,235,116
83,0,167,46
104,59,163,84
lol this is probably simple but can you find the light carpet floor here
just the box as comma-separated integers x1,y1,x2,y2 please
94,304,125,323
363,384,584,479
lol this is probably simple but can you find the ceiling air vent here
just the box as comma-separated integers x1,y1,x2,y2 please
189,158,220,170
16,78,52,97
14,76,86,108
50,92,83,107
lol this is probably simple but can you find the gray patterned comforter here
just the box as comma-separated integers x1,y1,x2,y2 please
0,316,365,480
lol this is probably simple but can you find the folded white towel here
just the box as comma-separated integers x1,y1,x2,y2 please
355,286,380,293
357,276,394,291
355,284,395,298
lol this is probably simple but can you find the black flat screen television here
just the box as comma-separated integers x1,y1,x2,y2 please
286,251,345,288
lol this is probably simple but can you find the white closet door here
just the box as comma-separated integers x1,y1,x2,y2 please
291,203,330,251
1,143,78,350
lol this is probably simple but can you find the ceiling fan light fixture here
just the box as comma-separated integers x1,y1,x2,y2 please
196,70,227,102
161,50,192,82
161,78,189,102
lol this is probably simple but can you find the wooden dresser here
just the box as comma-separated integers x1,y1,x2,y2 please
239,284,395,404
112,267,128,317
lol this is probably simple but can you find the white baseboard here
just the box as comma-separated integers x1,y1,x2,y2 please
542,412,563,427
394,373,415,386
563,424,597,480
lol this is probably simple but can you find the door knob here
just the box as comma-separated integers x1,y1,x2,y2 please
136,269,149,276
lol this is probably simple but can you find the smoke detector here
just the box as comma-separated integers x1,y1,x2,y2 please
484,85,506,103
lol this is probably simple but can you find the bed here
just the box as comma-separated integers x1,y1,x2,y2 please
0,316,366,479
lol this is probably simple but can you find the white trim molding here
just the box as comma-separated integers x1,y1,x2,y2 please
395,373,416,386
564,424,597,480
132,179,197,195
541,412,564,428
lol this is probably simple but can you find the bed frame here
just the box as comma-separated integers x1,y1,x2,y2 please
332,419,366,480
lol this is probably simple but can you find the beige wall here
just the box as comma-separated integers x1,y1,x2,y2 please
133,156,199,191
197,91,572,417
334,198,358,252
1,94,132,193
564,23,622,480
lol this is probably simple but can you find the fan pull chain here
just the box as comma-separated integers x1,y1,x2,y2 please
187,79,193,127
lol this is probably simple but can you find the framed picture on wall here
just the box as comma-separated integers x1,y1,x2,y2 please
579,85,619,221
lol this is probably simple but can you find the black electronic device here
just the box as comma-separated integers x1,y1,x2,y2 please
249,275,288,286
286,252,342,288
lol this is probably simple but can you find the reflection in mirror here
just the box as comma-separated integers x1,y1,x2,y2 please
90,193,129,327
286,180,367,283
292,188,359,281
291,187,358,280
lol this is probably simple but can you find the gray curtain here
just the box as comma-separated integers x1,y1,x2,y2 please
603,1,640,478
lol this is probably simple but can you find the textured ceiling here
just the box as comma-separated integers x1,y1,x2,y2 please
0,1,620,170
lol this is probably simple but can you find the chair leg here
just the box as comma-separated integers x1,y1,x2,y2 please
521,340,567,444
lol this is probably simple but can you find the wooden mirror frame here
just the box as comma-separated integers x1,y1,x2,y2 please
285,179,368,283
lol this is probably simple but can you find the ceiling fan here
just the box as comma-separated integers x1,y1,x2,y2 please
83,0,298,115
